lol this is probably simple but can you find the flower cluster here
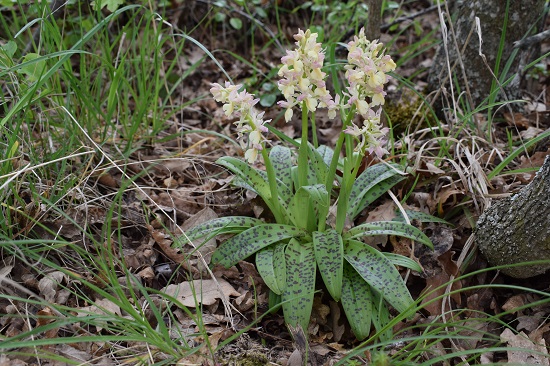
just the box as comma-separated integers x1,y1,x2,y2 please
343,109,389,157
210,82,270,163
277,29,338,122
343,28,396,157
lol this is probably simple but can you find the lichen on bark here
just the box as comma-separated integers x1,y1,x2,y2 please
476,155,550,278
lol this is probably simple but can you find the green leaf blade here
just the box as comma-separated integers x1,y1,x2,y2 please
344,221,433,249
256,244,286,295
269,145,293,204
393,209,451,225
341,263,373,340
344,240,413,315
282,239,316,331
313,230,343,301
288,184,329,230
212,224,306,268
348,163,406,219
181,216,264,242
218,156,292,212
217,156,271,200
383,253,423,272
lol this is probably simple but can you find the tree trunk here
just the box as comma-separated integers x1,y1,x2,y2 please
476,155,550,278
428,0,546,113
365,0,382,41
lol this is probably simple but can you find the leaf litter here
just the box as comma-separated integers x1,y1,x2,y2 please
1,1,550,365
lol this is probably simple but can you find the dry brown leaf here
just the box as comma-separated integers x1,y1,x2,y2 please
234,291,255,312
365,199,397,222
76,298,122,332
436,188,463,216
163,177,178,188
410,192,437,213
520,127,544,140
363,200,397,246
454,316,489,351
504,112,531,129
0,263,13,284
162,278,240,307
0,355,28,366
500,328,549,365
502,294,527,313
181,207,218,273
96,171,118,188
38,271,67,303
329,300,346,343
37,307,58,340
55,344,93,363
149,225,198,276
425,162,445,174
420,270,453,316
517,312,547,333
516,151,550,183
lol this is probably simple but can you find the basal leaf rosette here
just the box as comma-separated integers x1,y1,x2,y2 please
185,28,440,342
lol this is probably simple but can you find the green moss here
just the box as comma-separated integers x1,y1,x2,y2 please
385,88,432,136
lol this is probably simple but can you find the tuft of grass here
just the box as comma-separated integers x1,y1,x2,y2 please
2,1,550,364
0,2,219,364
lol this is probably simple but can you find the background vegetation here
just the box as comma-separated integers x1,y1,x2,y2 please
1,0,549,364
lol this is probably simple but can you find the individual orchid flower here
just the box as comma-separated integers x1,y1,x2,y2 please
210,82,270,163
277,29,337,121
344,110,389,158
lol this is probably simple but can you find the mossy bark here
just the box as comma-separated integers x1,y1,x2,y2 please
476,155,550,278
428,0,546,110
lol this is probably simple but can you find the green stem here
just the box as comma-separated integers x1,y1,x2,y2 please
310,110,318,148
335,159,352,233
297,102,309,189
321,109,355,232
324,108,355,194
261,147,285,224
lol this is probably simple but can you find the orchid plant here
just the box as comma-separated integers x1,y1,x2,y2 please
183,29,435,340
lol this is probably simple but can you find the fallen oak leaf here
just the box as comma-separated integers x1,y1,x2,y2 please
500,328,550,365
38,271,67,303
180,207,219,275
162,278,240,308
148,225,199,276
75,298,122,333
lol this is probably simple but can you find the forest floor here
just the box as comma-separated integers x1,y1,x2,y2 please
1,1,550,365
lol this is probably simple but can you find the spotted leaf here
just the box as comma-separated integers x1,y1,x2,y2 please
212,224,306,268
370,288,393,342
344,239,414,314
344,221,433,249
341,263,373,340
308,143,330,183
348,163,406,219
256,243,286,295
316,145,335,168
383,253,423,272
218,156,271,199
219,156,292,213
270,145,293,193
182,216,264,242
282,239,316,331
288,184,329,230
313,229,343,301
393,209,451,225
